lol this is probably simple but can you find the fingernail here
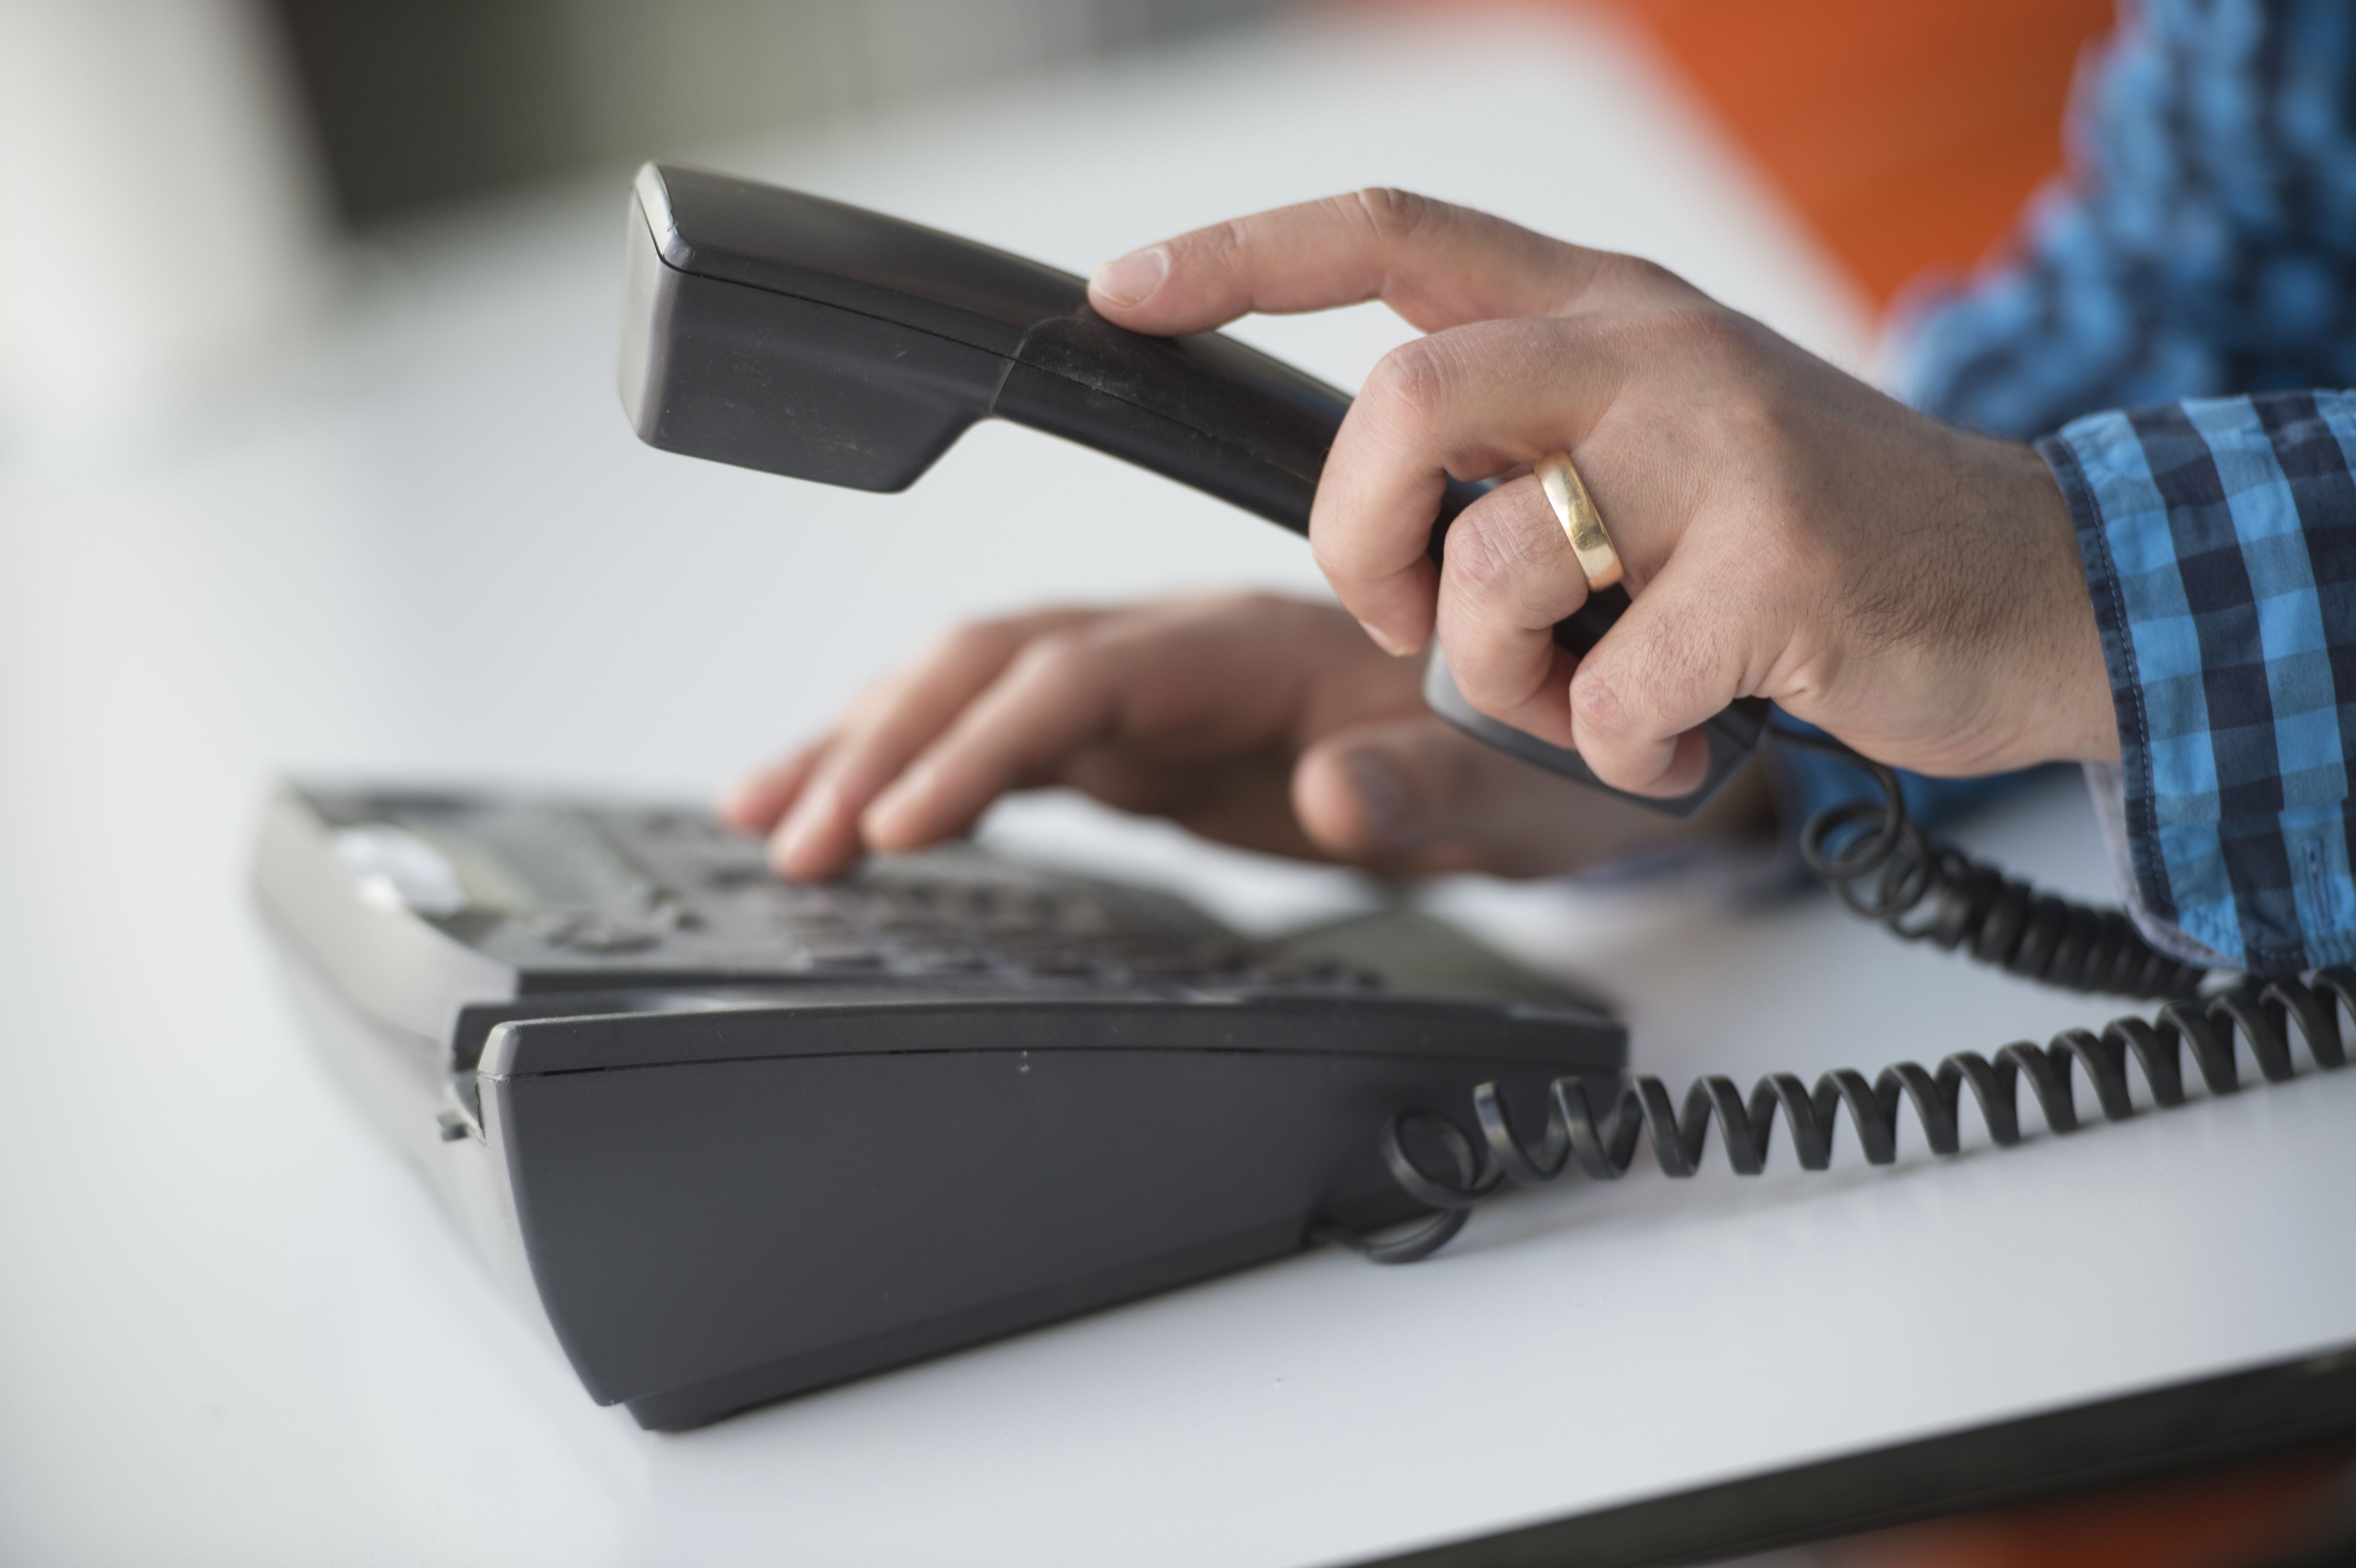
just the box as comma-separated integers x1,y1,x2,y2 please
1091,246,1169,308
863,790,911,844
1342,750,1412,845
772,791,831,871
1355,618,1417,657
865,764,931,843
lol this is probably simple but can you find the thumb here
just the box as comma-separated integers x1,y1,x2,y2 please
1291,714,1600,877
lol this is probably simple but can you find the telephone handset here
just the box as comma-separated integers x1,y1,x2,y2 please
617,161,1765,817
618,165,2342,1262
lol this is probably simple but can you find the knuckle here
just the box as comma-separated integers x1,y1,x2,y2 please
1695,390,1803,488
1568,665,1633,744
1445,487,1572,616
1668,305,1776,380
926,618,1011,668
1196,216,1252,273
1361,337,1453,428
1444,504,1544,600
1349,186,1446,245
1605,300,1760,375
1594,250,1700,303
1014,626,1092,684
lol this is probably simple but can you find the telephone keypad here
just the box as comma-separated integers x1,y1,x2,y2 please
449,803,1351,991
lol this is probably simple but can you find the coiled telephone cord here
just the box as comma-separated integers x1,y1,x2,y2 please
1777,731,2205,1001
1326,731,2345,1265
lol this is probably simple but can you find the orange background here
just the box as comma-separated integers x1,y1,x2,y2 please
1614,0,2117,308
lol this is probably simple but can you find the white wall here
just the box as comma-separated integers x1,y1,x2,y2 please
0,0,328,440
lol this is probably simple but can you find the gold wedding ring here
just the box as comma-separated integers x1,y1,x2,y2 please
1535,450,1621,591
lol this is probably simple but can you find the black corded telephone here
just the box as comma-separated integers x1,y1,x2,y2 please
249,166,2350,1433
618,162,2353,1254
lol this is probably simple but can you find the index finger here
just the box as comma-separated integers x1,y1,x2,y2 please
767,610,1094,878
1086,188,1693,336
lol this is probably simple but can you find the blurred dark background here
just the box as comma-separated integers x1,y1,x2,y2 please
265,0,1282,228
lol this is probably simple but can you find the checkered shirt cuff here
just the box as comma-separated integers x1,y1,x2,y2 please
2041,390,2356,976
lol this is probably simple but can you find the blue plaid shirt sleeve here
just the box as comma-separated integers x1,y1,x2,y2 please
1895,0,2356,436
1842,0,2356,975
2040,392,2356,976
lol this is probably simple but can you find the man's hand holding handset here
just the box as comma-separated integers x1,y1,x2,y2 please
729,191,2118,875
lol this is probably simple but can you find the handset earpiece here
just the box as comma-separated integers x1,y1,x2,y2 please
619,161,1763,813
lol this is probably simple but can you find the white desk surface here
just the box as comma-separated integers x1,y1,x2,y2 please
3,12,2350,1567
